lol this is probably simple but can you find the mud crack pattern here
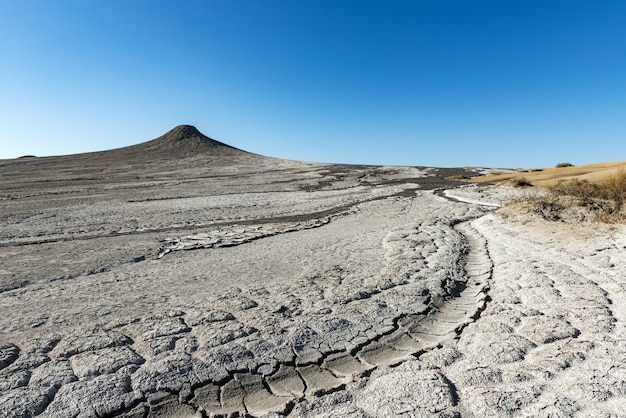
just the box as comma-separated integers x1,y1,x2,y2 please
0,190,494,417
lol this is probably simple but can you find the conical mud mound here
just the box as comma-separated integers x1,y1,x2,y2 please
128,125,248,158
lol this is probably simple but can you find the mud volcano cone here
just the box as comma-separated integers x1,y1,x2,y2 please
130,125,247,158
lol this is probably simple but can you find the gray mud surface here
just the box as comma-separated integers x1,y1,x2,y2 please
2,127,625,417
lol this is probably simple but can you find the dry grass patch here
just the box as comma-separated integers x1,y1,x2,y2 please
445,174,470,180
601,169,626,204
477,162,626,224
472,160,626,188
503,194,608,223
548,169,626,213
510,178,533,188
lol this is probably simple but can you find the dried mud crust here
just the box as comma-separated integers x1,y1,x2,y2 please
276,188,626,417
0,161,471,293
436,213,626,417
0,210,494,418
6,146,626,417
0,145,487,418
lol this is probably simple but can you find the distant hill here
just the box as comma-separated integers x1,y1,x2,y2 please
0,125,263,186
1,125,255,167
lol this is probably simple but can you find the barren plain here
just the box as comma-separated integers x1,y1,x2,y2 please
1,126,626,417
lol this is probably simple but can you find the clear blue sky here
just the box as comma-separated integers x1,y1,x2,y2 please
1,1,625,167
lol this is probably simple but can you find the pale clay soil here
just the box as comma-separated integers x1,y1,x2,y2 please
1,139,626,417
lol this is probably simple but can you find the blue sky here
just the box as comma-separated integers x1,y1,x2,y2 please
1,1,625,167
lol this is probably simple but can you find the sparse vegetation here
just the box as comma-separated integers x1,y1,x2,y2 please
470,160,626,224
445,174,470,180
600,168,626,214
527,169,626,223
555,162,574,168
548,179,599,199
511,178,533,188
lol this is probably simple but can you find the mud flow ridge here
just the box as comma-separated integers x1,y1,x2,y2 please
94,216,493,418
156,187,426,259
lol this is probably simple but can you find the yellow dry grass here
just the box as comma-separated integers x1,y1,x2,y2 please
474,161,626,223
471,160,626,187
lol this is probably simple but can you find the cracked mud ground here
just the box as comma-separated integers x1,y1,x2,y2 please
2,127,626,417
